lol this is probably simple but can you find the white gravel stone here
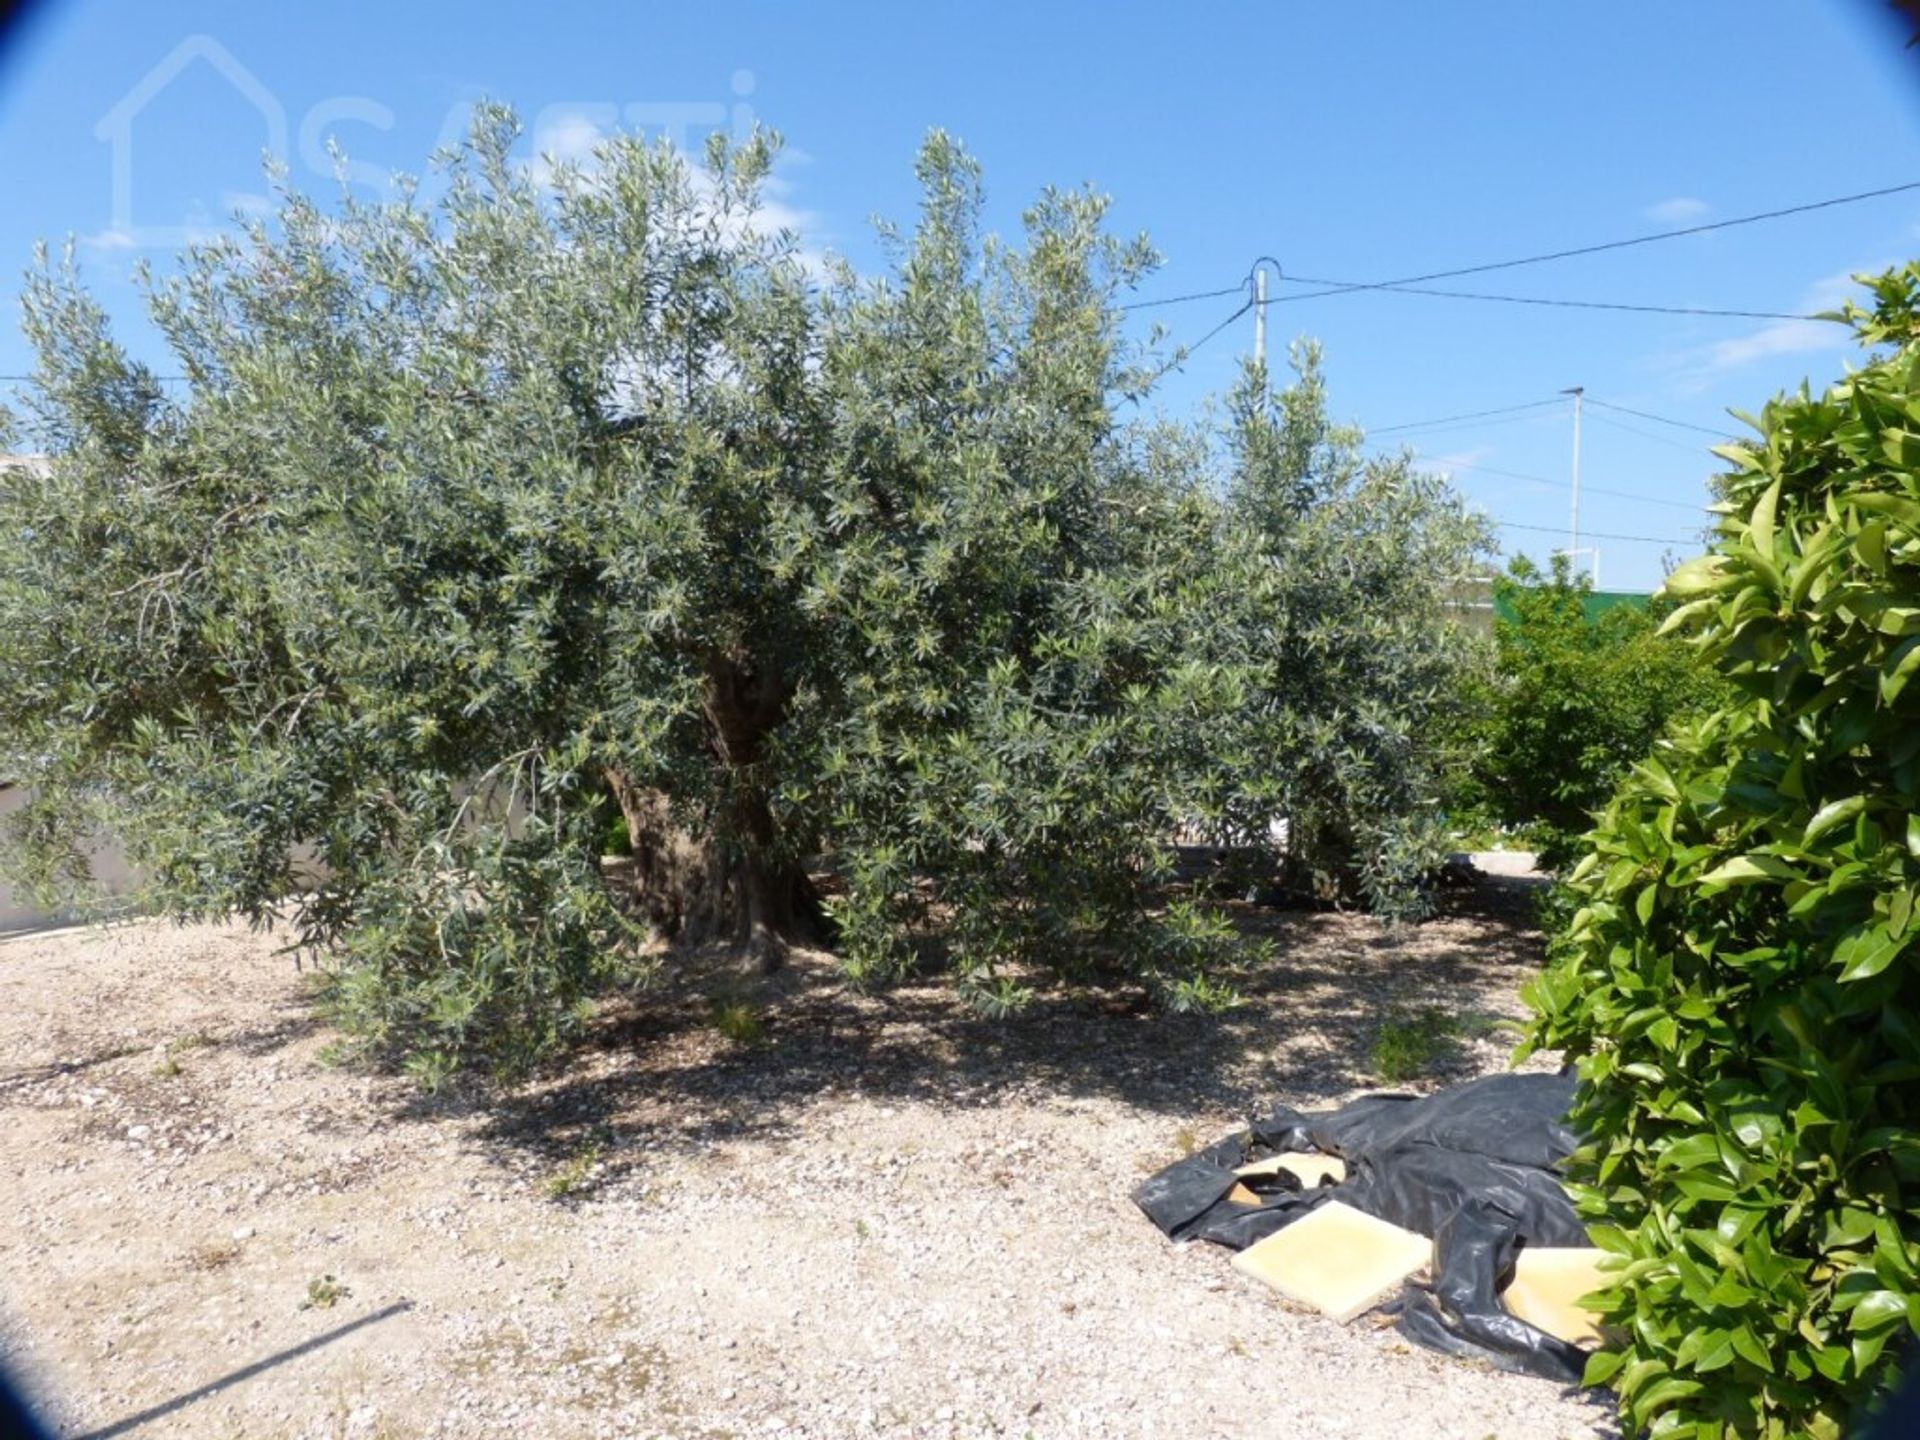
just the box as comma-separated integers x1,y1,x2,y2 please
0,881,1590,1440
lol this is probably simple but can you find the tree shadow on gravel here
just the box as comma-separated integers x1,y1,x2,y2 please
393,871,1553,1187
0,1009,321,1099
213,1008,325,1058
0,1040,143,1093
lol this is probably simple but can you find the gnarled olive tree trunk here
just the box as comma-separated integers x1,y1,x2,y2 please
606,654,822,971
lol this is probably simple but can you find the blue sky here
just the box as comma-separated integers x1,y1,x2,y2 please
2,1,1918,589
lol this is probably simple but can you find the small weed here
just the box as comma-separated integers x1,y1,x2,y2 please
316,1037,374,1071
1172,1124,1200,1157
1371,1007,1462,1083
302,1274,350,1310
542,1135,606,1201
854,1218,870,1240
186,1241,241,1272
710,998,764,1046
154,1032,212,1078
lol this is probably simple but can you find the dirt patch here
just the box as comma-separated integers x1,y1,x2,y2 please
0,875,1611,1440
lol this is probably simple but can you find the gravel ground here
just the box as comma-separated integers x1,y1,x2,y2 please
0,866,1616,1440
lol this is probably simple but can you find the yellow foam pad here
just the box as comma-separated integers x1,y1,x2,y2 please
1501,1247,1610,1347
1235,1152,1348,1187
1230,1200,1431,1323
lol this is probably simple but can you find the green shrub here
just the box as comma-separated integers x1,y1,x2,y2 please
1526,263,1920,1440
1369,1006,1460,1083
1465,555,1724,869
709,999,764,1046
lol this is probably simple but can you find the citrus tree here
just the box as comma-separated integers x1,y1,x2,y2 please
1527,263,1920,1438
1466,554,1725,867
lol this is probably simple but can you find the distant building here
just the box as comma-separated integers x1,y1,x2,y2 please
1446,574,1655,634
1492,587,1654,625
1444,575,1499,635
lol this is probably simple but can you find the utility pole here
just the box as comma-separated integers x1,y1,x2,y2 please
1249,258,1281,371
1561,385,1586,579
1253,265,1268,370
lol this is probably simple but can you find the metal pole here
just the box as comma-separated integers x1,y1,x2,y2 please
1254,267,1268,370
1562,386,1584,574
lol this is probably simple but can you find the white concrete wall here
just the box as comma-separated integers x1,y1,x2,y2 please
0,787,143,934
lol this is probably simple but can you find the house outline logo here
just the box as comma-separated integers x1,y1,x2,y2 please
94,35,287,247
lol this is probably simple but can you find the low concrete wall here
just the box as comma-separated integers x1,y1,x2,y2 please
0,787,143,934
0,768,532,935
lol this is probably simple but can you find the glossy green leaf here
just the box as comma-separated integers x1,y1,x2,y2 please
1836,923,1905,982
1699,854,1802,888
1803,796,1867,846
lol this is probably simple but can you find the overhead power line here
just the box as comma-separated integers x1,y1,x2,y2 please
1585,397,1741,438
1368,394,1740,466
1121,178,1918,316
1278,274,1820,321
1419,454,1710,513
1495,518,1703,546
1121,283,1247,312
1272,179,1920,301
0,373,189,383
1374,411,1572,444
1424,457,1569,487
1583,410,1720,455
1368,398,1563,434
1172,297,1255,363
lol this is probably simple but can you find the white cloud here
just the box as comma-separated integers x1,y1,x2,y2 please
220,189,276,221
1422,446,1491,473
1696,268,1863,375
79,222,222,259
527,105,614,188
521,106,826,273
1646,196,1710,224
738,174,827,277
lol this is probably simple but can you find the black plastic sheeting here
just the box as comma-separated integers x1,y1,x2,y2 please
1132,1071,1592,1382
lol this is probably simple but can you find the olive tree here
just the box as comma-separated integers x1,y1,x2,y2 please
1212,345,1493,915
1,110,1484,1078
0,112,1253,1071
